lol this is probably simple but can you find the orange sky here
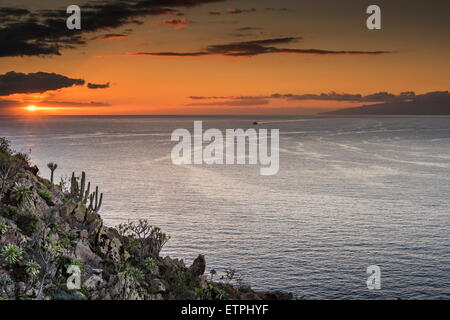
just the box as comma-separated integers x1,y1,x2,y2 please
1,0,449,115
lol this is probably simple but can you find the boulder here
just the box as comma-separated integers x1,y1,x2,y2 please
73,203,87,223
74,240,102,266
97,227,125,263
188,254,206,277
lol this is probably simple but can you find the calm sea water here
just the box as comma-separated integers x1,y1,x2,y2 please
1,115,449,299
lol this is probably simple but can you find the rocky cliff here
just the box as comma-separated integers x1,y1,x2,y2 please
0,138,292,300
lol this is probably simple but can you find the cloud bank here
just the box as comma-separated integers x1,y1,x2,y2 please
0,71,84,96
0,0,225,57
188,91,420,103
130,37,391,57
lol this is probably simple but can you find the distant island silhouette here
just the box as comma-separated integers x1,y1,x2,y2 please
323,91,450,115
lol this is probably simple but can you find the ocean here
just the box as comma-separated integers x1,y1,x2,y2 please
1,115,449,299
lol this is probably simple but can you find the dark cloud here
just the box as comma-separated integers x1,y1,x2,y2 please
87,82,110,89
40,100,111,107
187,91,450,113
186,99,269,106
0,0,225,57
130,37,391,57
0,71,84,96
208,8,256,15
91,33,128,41
188,91,424,103
235,27,263,32
272,91,414,102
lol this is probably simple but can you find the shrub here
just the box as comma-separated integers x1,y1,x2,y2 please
1,244,23,264
118,219,170,257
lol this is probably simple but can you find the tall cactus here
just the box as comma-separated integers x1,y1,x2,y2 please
70,171,103,212
88,186,103,212
70,172,77,196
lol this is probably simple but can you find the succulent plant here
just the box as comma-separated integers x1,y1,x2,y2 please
25,260,41,277
1,244,23,264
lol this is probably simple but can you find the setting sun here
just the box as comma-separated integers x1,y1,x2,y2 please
26,105,37,111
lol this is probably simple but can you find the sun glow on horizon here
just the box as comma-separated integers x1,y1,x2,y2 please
26,105,37,111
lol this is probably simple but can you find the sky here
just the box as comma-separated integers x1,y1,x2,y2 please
0,0,449,115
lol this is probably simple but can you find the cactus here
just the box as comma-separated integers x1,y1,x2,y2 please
83,182,90,204
88,186,103,212
70,171,103,212
80,171,86,201
70,172,76,196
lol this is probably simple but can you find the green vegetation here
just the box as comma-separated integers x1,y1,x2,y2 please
63,231,77,240
194,281,229,300
18,294,32,301
143,257,161,273
81,285,88,295
37,189,52,202
1,244,23,264
58,239,70,249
